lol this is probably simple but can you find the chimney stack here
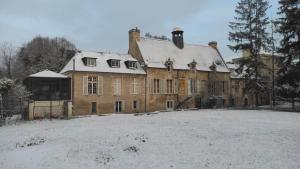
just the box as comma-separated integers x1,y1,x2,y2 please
208,41,218,49
172,27,184,49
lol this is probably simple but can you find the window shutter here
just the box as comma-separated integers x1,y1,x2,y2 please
122,101,125,112
83,76,88,95
160,79,164,94
174,79,178,94
113,79,118,95
130,79,133,95
188,79,191,95
97,76,103,95
150,79,154,94
197,80,201,94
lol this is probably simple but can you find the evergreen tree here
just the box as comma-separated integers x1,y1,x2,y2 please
228,0,271,106
276,0,300,109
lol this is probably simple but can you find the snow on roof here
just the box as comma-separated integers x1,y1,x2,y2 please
60,51,146,75
226,63,245,79
29,70,68,78
137,38,229,72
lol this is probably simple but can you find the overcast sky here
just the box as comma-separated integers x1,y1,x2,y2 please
0,0,278,61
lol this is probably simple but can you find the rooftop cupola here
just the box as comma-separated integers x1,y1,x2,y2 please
172,27,184,49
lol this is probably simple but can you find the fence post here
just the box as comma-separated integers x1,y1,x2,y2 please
28,101,34,120
67,101,72,119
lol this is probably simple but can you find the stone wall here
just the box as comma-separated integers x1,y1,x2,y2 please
69,72,146,116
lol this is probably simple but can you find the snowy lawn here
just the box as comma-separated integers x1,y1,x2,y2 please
1,109,300,169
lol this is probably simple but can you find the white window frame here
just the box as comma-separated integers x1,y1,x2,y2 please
128,61,137,69
166,100,174,110
188,79,196,95
88,76,97,95
86,58,96,67
115,101,123,113
153,79,160,94
166,79,173,94
111,60,120,68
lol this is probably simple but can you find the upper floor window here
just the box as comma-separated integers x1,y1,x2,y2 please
188,79,197,95
82,57,97,67
88,76,97,95
111,60,120,68
166,79,173,94
153,79,161,94
87,58,96,67
188,60,197,70
125,61,137,69
165,58,173,72
107,59,120,68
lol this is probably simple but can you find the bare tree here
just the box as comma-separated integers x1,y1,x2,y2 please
0,42,17,79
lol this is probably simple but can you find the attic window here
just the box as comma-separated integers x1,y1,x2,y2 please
188,60,197,70
165,58,173,72
82,57,97,67
125,61,137,69
107,59,120,68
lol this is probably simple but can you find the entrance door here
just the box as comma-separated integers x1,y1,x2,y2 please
91,102,97,113
115,101,122,113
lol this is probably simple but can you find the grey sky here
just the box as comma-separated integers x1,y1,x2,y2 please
0,0,278,61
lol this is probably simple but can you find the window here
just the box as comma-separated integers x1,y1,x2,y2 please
153,79,160,94
83,57,96,67
115,101,122,113
133,100,138,110
111,60,120,68
167,64,172,72
91,102,97,113
165,58,173,72
166,79,173,94
128,61,137,69
86,58,96,67
166,100,174,110
188,79,196,95
113,78,121,96
88,76,97,95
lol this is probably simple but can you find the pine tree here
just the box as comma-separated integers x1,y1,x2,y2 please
276,0,300,109
228,0,271,107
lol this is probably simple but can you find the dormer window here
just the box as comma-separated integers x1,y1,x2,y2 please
188,60,197,70
82,57,97,67
209,62,217,71
107,59,120,68
165,58,173,72
125,61,137,69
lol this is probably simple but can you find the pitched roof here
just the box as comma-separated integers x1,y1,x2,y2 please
137,37,229,72
60,51,146,75
29,70,68,78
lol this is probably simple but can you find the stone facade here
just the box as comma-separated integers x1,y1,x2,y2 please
66,72,146,116
60,27,231,116
129,28,231,111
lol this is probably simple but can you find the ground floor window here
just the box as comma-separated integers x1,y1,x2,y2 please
115,101,122,113
166,100,174,110
133,100,138,110
91,102,97,113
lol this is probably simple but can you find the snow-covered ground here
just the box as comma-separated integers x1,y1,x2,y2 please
1,109,300,169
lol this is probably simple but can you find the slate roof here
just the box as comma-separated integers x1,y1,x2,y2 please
60,51,146,75
137,37,229,72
